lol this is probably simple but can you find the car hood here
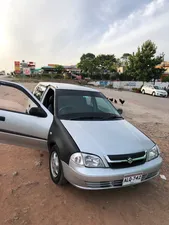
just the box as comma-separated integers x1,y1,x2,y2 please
61,119,154,156
156,90,167,93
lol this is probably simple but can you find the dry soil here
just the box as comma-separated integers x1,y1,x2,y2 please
0,83,169,225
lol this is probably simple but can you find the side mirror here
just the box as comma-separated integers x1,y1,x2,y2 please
29,107,47,117
117,108,123,115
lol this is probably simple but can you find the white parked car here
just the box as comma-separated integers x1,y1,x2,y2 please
141,85,168,97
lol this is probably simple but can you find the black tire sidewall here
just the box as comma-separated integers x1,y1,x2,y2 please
49,146,63,184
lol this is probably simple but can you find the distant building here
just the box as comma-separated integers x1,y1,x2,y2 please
14,60,36,75
41,66,57,73
63,65,81,74
156,61,169,73
46,64,81,74
117,66,125,74
156,61,169,80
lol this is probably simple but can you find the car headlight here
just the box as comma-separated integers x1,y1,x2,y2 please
70,153,105,168
147,145,160,161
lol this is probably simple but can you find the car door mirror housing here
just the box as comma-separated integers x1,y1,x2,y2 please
29,107,47,117
117,108,123,115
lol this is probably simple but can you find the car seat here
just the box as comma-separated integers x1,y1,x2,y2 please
48,95,54,114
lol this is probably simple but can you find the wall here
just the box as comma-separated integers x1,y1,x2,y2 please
88,80,169,90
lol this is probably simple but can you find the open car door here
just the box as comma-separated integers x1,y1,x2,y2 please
0,80,53,151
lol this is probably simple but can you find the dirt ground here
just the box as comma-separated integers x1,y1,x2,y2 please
0,83,169,225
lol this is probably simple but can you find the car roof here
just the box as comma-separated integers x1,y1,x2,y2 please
37,82,99,92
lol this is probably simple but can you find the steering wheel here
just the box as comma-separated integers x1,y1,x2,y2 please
58,105,76,114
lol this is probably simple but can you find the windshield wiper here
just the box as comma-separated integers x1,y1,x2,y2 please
69,116,103,120
100,114,123,120
68,114,122,121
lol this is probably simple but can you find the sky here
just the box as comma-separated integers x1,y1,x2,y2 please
0,0,169,71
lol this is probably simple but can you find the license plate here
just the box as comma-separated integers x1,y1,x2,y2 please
122,174,142,186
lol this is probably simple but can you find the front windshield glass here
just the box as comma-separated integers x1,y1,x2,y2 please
154,86,161,90
56,89,122,120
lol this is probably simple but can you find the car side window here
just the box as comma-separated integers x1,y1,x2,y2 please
0,85,39,114
34,85,47,101
42,88,55,115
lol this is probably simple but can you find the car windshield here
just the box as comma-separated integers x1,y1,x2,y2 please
154,86,161,90
56,89,122,121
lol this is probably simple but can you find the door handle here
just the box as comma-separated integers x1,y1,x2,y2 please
0,116,5,121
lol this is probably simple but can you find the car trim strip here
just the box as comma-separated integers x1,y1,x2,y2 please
0,129,47,141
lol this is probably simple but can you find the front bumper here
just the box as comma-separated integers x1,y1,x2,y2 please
62,156,162,190
156,92,167,97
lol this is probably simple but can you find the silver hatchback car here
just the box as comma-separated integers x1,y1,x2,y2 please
0,81,162,190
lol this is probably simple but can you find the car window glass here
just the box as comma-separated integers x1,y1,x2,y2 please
42,88,55,115
154,86,160,90
0,85,38,114
83,96,93,106
57,90,119,117
95,97,112,113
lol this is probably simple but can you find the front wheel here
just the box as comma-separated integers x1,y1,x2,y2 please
152,92,156,96
49,146,67,185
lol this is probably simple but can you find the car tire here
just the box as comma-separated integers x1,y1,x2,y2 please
142,89,145,94
152,92,156,96
49,146,67,185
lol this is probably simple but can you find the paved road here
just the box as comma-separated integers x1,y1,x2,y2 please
97,87,169,114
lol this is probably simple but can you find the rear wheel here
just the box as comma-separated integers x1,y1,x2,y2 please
142,89,145,94
49,146,67,185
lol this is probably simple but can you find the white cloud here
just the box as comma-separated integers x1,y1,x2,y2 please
92,0,169,57
0,0,169,71
143,0,164,16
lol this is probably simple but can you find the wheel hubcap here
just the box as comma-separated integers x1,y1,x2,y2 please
50,152,59,178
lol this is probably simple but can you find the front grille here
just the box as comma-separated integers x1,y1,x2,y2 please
113,180,123,187
108,151,145,161
108,151,146,169
85,180,123,188
86,181,112,188
142,171,158,181
108,159,146,169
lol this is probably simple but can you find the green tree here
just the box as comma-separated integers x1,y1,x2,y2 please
80,53,95,61
54,65,64,73
121,53,131,66
95,54,117,79
126,40,165,83
162,76,169,82
116,58,122,67
77,53,96,77
122,53,131,59
95,54,116,71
